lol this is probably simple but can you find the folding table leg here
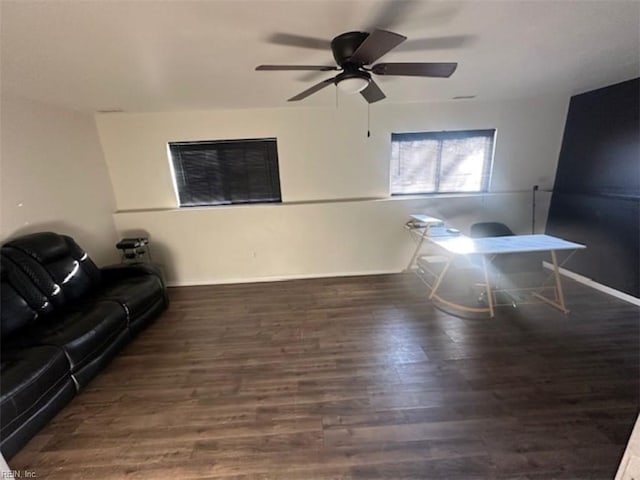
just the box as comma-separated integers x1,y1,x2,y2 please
429,258,452,300
406,229,428,271
550,250,567,312
532,249,570,314
481,255,495,318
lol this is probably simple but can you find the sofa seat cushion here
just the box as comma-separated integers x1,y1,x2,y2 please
0,345,71,436
14,302,128,372
97,275,165,322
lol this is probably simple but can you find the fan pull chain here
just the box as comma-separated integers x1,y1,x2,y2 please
367,103,371,138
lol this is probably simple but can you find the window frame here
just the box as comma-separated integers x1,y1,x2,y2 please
168,137,282,208
390,129,496,196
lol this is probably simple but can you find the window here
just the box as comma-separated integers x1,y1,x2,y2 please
390,129,495,195
169,138,282,207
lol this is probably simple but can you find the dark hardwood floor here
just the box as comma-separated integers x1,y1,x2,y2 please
10,273,639,479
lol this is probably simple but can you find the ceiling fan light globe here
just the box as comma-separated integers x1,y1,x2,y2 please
336,76,370,94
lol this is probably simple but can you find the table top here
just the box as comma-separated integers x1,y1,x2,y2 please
429,234,586,255
410,214,444,225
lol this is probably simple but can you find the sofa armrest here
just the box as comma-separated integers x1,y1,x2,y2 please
100,263,165,285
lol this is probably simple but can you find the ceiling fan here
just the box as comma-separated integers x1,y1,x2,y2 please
256,29,458,104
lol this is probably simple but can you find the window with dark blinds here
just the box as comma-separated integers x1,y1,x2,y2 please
169,138,282,207
390,129,495,195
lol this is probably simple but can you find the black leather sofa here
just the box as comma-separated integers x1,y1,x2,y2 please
0,232,168,459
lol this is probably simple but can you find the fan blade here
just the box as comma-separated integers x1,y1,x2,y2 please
349,29,406,65
267,32,331,50
368,1,459,31
367,0,418,32
398,35,475,51
360,79,386,104
256,65,339,71
371,62,457,77
288,77,336,101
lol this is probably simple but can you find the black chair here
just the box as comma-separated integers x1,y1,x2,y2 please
470,222,515,238
470,222,543,273
469,222,544,307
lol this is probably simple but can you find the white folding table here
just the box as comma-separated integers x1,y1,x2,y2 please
407,217,586,317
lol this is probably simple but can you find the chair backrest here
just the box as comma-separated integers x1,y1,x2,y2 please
470,222,514,238
470,222,543,274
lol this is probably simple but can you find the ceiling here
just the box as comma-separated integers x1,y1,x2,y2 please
2,0,639,112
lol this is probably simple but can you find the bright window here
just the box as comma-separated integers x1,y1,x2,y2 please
390,129,495,194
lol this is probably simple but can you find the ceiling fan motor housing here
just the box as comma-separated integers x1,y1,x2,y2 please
334,63,371,86
331,31,369,65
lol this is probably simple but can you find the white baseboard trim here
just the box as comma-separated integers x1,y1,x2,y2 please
543,261,640,306
166,269,399,288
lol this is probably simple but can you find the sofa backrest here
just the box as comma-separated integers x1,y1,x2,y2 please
0,255,53,338
3,232,102,306
1,246,66,309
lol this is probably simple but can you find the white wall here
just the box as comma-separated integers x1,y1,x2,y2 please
98,94,569,285
1,96,119,265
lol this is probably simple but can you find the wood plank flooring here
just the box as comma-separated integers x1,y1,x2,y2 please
10,273,640,479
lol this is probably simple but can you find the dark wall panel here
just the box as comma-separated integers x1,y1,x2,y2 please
547,78,639,297
546,193,639,295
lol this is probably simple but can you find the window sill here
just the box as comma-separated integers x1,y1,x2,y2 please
114,190,535,215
